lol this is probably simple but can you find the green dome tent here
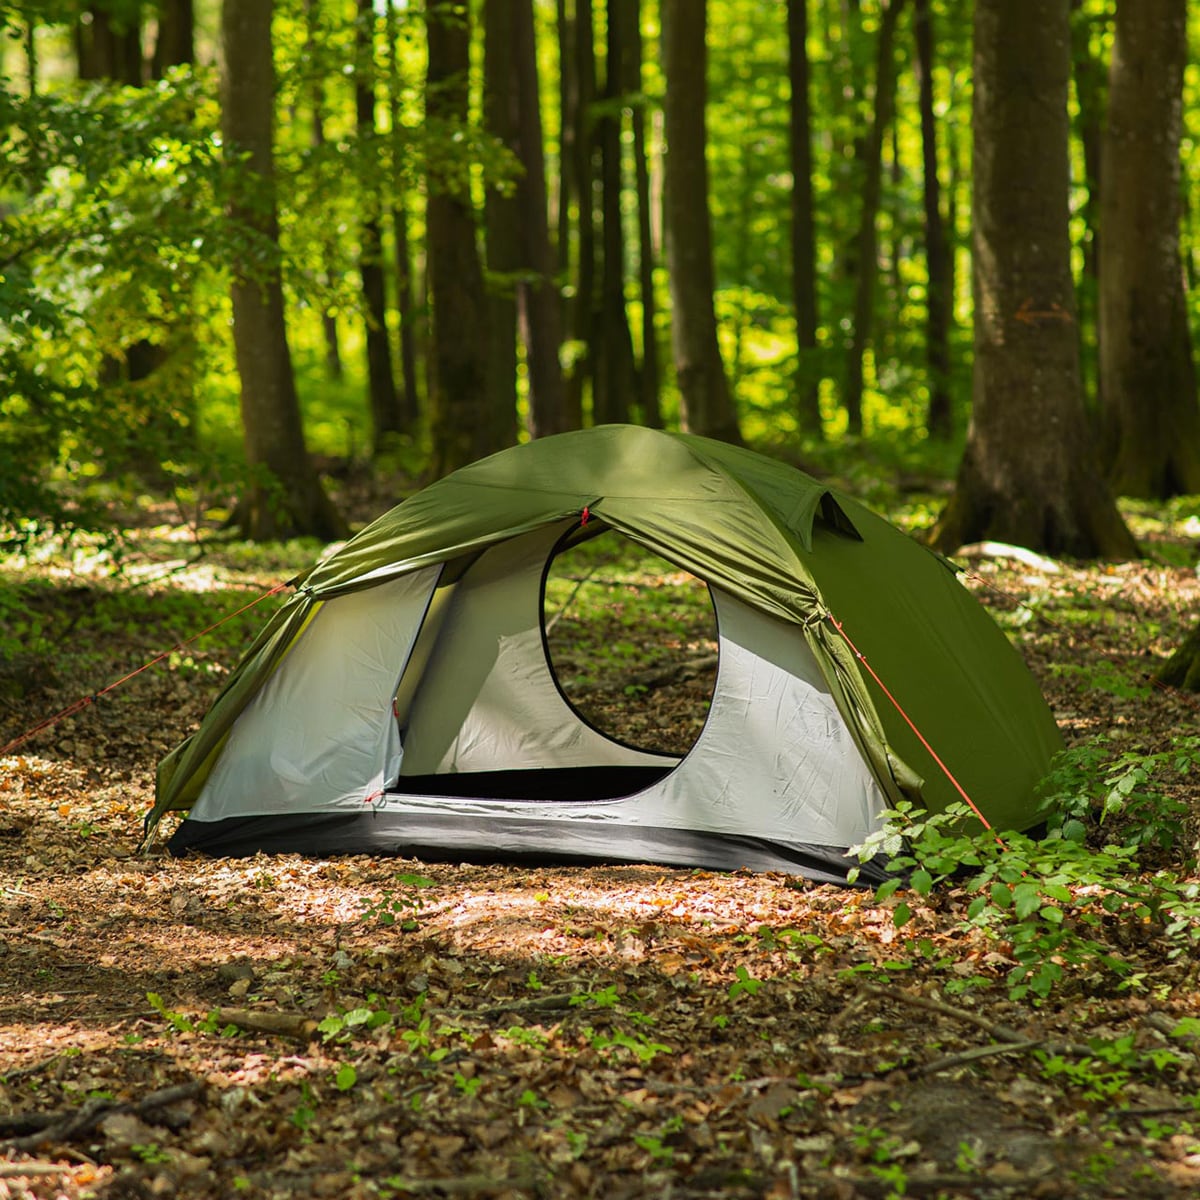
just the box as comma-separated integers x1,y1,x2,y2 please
150,425,1063,883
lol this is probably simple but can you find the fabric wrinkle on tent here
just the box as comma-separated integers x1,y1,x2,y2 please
149,425,1064,884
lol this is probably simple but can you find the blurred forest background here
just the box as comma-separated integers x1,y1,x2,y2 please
1,0,1198,561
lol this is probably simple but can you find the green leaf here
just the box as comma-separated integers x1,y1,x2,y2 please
893,902,912,928
1013,882,1042,920
334,1063,357,1091
990,882,1014,909
909,869,933,896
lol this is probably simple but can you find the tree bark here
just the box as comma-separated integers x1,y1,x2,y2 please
152,0,194,77
1098,0,1200,498
913,0,951,440
482,0,521,443
221,0,345,541
786,0,823,438
661,0,741,444
76,4,143,84
929,0,1136,560
1157,621,1200,692
385,0,419,427
426,0,501,476
843,0,906,437
566,0,598,426
625,0,661,428
592,0,635,426
356,0,404,452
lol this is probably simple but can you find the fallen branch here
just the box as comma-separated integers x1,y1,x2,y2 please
214,1008,319,1041
807,1168,1054,1197
0,1162,85,1178
917,1039,1043,1077
8,1081,202,1153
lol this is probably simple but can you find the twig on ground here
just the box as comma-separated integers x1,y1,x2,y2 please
6,1081,202,1153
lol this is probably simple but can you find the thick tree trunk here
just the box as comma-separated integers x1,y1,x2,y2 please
426,0,500,476
844,0,906,437
152,0,194,77
222,0,345,541
661,0,741,444
1098,0,1200,498
913,0,951,440
77,4,143,83
930,0,1136,560
511,0,569,438
786,0,823,439
1157,621,1200,692
592,0,635,426
625,0,661,428
356,0,404,453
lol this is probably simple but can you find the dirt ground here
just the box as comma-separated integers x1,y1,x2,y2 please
1,546,1200,1199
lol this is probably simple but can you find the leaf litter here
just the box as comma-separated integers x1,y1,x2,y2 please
0,526,1199,1196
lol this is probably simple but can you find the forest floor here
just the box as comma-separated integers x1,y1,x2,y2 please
1,480,1200,1198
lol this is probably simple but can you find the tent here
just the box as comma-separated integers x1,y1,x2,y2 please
150,425,1063,884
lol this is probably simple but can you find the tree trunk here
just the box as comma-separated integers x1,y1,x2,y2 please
221,0,345,541
1070,0,1106,402
385,0,419,427
913,0,951,440
152,0,194,77
1098,0,1200,498
308,52,343,383
426,0,500,476
593,0,635,426
625,0,661,428
786,0,823,439
843,0,907,437
1157,621,1200,692
482,0,521,443
661,0,741,444
356,0,404,453
930,0,1135,559
566,0,598,426
511,0,569,438
76,4,143,84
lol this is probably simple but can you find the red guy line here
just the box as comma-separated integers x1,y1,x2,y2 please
0,581,291,759
825,612,1004,841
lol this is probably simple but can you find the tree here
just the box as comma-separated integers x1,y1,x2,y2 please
355,0,404,454
425,0,501,476
913,0,952,439
221,0,345,541
929,0,1136,558
152,0,194,77
510,0,568,438
593,0,635,426
624,0,661,428
843,0,907,436
76,2,143,84
1098,0,1200,498
786,0,823,438
661,0,741,444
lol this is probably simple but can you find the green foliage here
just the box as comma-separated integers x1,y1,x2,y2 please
359,872,437,930
851,737,1200,1003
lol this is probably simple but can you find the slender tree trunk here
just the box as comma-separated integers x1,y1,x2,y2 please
556,0,576,299
511,0,569,438
592,0,635,426
385,0,419,426
625,0,660,427
356,0,404,453
426,0,500,476
1070,0,1106,403
221,0,345,541
913,0,951,439
482,0,521,443
566,0,597,425
25,18,37,97
786,0,823,438
930,0,1135,559
1098,0,1200,498
661,0,741,444
844,0,907,437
